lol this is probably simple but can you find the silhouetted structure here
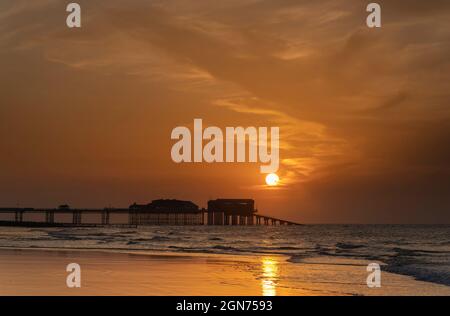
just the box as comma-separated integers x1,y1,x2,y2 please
0,198,299,227
129,199,203,225
208,199,256,225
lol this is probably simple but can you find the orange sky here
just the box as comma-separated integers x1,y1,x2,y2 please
0,0,449,223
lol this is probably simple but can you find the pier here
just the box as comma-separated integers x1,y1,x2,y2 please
0,207,138,227
0,199,300,227
207,199,298,226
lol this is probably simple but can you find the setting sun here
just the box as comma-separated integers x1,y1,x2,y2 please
265,173,279,186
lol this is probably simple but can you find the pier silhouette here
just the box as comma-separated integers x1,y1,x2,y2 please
0,199,299,227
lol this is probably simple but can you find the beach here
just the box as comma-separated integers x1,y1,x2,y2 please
1,248,449,296
1,225,449,296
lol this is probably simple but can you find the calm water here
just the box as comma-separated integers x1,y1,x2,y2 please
0,225,449,286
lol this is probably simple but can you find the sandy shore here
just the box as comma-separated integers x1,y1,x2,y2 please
0,248,449,296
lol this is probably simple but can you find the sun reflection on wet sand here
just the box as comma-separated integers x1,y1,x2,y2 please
261,257,279,296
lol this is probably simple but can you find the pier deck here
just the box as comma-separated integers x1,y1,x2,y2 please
0,200,300,227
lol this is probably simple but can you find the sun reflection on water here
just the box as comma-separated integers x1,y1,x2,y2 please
261,257,279,296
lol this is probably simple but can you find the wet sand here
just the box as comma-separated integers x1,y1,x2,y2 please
0,248,449,296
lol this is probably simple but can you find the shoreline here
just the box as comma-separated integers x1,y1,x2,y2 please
1,247,449,296
0,245,290,262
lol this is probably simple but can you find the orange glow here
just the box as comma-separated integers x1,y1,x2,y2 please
261,257,279,296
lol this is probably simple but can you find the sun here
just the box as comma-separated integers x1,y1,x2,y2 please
265,173,279,186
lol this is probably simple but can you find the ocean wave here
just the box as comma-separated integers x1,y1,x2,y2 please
336,242,364,250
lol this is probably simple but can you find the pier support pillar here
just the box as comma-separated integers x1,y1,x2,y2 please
129,211,138,225
231,215,238,225
72,211,82,225
239,216,246,225
207,212,214,225
247,216,254,225
45,211,55,224
101,211,110,225
224,214,230,225
214,212,224,225
15,211,23,223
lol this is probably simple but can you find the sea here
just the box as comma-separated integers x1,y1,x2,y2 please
0,225,449,287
